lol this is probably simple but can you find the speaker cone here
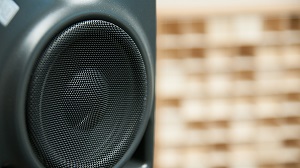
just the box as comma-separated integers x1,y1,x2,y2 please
26,20,148,167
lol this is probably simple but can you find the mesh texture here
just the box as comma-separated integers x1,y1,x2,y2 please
26,20,148,168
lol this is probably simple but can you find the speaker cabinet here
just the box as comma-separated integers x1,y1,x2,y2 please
0,0,155,167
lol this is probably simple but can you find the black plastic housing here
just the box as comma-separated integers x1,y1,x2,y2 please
0,0,156,167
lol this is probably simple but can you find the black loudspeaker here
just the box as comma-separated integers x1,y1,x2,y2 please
0,0,155,167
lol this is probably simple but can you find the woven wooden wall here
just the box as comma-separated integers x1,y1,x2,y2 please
155,1,300,167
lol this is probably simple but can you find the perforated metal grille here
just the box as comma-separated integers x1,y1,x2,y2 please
26,20,148,168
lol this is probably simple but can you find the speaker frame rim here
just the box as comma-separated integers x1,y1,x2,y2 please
26,19,152,168
0,1,155,167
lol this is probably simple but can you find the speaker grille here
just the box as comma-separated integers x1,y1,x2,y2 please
26,20,148,167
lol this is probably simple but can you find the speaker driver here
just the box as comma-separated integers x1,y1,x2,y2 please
26,20,148,167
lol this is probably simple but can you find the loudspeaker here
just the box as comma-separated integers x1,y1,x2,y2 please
0,0,155,167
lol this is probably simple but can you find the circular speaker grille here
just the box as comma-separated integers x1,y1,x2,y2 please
26,20,148,167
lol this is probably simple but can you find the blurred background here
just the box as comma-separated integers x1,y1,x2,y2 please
154,0,300,168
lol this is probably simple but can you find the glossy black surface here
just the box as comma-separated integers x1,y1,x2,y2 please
0,0,156,167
